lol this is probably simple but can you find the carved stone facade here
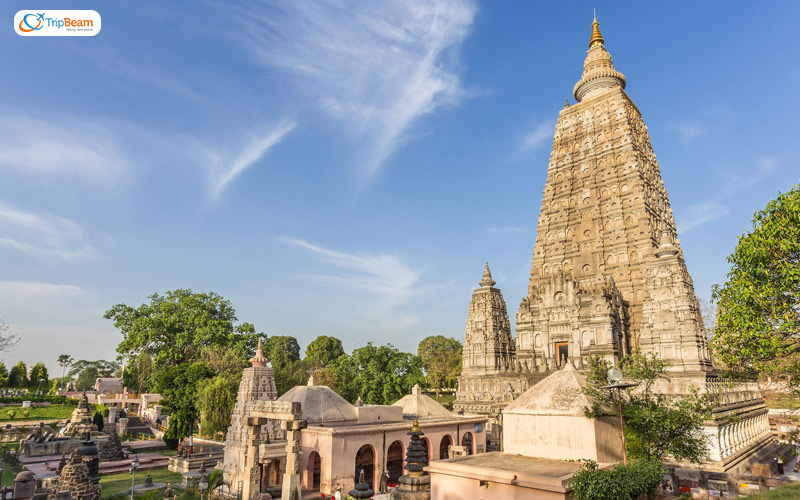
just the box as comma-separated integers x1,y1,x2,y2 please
221,339,283,494
455,17,774,472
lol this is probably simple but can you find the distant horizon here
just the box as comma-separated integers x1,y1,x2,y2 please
2,1,799,375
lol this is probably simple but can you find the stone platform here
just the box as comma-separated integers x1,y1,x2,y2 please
21,453,169,478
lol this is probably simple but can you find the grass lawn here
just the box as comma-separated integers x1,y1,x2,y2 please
0,404,76,421
157,449,179,456
764,393,800,410
745,482,800,499
100,468,183,498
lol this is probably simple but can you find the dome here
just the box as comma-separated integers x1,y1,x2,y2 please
504,364,601,417
393,384,452,419
276,377,357,424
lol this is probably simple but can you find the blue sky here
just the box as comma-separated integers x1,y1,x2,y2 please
2,1,799,375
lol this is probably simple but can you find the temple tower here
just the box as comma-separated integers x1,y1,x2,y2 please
514,16,712,372
461,263,515,375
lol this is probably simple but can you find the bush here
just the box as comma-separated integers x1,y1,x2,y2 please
92,411,104,431
569,460,663,500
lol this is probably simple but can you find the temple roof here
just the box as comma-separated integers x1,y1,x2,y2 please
479,262,496,288
503,364,595,416
392,384,452,419
573,15,626,102
277,378,357,423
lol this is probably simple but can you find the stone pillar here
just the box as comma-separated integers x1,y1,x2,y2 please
242,417,267,500
13,471,36,500
281,419,304,500
108,407,120,425
117,417,129,437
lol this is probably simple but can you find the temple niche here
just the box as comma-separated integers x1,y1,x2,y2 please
455,16,773,473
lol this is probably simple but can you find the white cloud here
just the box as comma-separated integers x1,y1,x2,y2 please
0,112,127,183
0,203,97,260
281,237,420,306
0,281,83,303
487,226,527,234
209,120,297,199
669,123,706,144
677,201,731,232
520,121,553,151
233,0,477,177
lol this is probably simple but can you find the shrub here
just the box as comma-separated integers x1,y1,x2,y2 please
92,411,104,431
569,460,663,500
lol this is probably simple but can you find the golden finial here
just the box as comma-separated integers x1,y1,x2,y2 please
412,418,420,433
589,12,604,48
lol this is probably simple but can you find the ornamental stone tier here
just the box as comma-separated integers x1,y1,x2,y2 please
455,16,775,473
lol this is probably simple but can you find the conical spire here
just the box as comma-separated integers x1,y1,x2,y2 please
589,14,604,48
404,419,428,478
249,337,268,367
479,262,496,288
573,14,626,102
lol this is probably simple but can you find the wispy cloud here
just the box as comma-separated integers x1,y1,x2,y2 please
232,0,477,177
209,120,297,199
677,158,777,232
0,112,127,183
0,203,97,260
669,122,706,144
282,237,420,307
0,281,84,302
520,120,554,151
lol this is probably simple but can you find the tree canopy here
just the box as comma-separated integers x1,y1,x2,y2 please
305,336,344,370
333,343,425,405
29,362,49,387
68,360,119,391
711,184,800,379
417,335,461,396
8,361,27,388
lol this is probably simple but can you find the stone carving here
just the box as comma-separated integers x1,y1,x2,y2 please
47,451,101,500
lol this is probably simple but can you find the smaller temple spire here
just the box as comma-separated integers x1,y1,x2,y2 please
479,262,496,288
589,13,604,48
249,337,268,367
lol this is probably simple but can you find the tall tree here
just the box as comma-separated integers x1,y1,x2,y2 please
333,343,425,405
263,336,301,371
106,289,260,369
712,184,800,379
8,361,28,388
305,336,344,371
417,336,462,397
57,354,74,390
0,318,19,354
68,360,119,391
29,362,49,389
584,353,714,463
0,362,8,387
156,362,214,445
197,375,239,435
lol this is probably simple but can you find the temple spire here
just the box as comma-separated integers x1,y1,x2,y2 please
589,14,604,48
479,262,496,288
250,337,268,367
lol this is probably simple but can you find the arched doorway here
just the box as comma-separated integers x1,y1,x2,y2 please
355,444,376,491
387,440,404,486
307,451,321,490
461,432,474,455
421,438,430,464
439,435,453,460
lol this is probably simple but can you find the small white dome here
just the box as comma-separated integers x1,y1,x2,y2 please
277,385,357,424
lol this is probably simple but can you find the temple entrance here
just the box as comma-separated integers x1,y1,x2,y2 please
355,444,376,490
387,440,404,485
439,435,452,459
461,432,474,455
307,451,321,490
556,342,569,367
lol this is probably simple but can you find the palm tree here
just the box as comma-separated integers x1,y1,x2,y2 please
57,354,73,391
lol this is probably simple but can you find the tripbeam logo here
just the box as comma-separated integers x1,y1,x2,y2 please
15,10,101,36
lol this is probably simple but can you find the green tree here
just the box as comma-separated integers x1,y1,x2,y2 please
0,318,19,354
711,184,800,379
305,336,344,370
106,289,261,369
157,362,214,445
0,362,8,387
29,362,49,389
417,336,461,397
69,360,119,391
584,353,714,463
57,354,74,389
92,411,105,431
264,336,301,371
48,379,59,395
8,361,28,388
197,375,238,436
333,343,425,405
